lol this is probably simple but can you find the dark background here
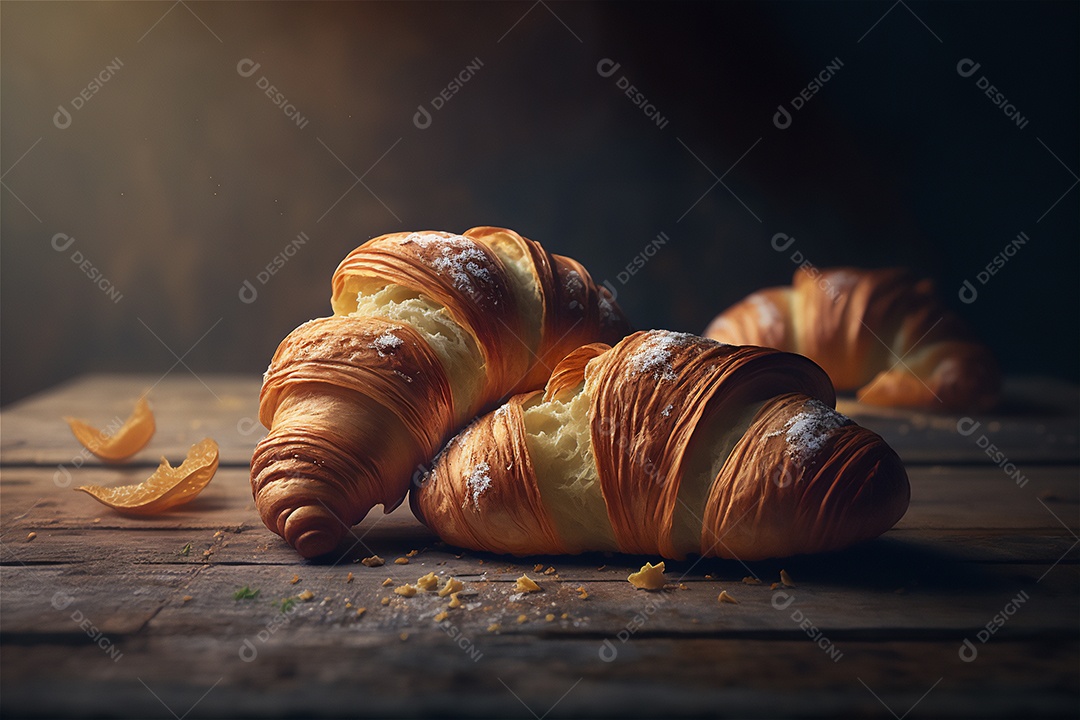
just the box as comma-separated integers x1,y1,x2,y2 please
2,1,1077,407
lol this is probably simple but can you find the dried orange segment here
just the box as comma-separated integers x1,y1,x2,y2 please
75,438,219,515
65,396,155,462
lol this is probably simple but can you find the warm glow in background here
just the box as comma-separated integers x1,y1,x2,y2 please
2,2,1076,406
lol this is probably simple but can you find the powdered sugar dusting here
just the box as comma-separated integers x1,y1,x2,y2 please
750,294,782,328
464,461,492,510
626,330,695,382
661,404,674,417
400,232,493,297
371,330,404,357
769,398,851,465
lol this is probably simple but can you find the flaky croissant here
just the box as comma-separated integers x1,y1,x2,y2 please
251,227,628,558
412,330,909,560
705,267,1000,411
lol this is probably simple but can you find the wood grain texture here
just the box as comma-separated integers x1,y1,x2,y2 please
1,375,1077,718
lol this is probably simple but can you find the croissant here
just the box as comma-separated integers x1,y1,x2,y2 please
412,330,910,560
704,267,1000,412
251,227,628,558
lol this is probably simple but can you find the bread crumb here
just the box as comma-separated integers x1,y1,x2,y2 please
382,578,394,587
298,590,314,601
678,583,689,591
93,518,101,523
742,576,761,585
406,549,419,558
399,632,409,641
517,614,528,624
345,602,353,609
394,557,409,565
487,623,501,633
718,590,738,604
381,597,391,606
213,530,224,538
361,555,384,567
628,561,666,590
181,595,193,604
439,577,464,597
597,565,606,571
434,611,448,622
514,575,542,593
545,613,555,622
780,569,796,588
577,586,589,600
448,592,462,609
416,572,439,591
543,566,556,575
560,613,569,620
394,584,418,598
770,582,781,590
345,572,354,584
290,574,300,585
323,596,332,603
533,564,544,572
26,532,36,542
355,607,366,618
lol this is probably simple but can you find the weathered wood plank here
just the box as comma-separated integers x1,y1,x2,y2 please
4,465,1075,542
0,374,265,467
2,635,1076,718
2,374,1077,467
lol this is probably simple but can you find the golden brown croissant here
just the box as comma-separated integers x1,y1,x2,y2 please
251,227,628,558
412,330,910,560
704,267,1000,412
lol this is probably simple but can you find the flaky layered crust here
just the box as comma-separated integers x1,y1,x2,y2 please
704,267,999,412
414,331,910,560
252,227,628,558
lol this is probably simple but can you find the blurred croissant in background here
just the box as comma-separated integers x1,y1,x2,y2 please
705,267,1000,412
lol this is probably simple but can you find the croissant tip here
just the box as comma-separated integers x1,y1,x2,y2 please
294,528,340,559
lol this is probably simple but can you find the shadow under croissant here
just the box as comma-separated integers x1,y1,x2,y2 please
300,517,1008,595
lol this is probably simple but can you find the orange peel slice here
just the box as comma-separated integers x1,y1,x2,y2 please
65,396,155,462
75,438,219,515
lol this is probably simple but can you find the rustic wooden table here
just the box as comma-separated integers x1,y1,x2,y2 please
2,374,1077,718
